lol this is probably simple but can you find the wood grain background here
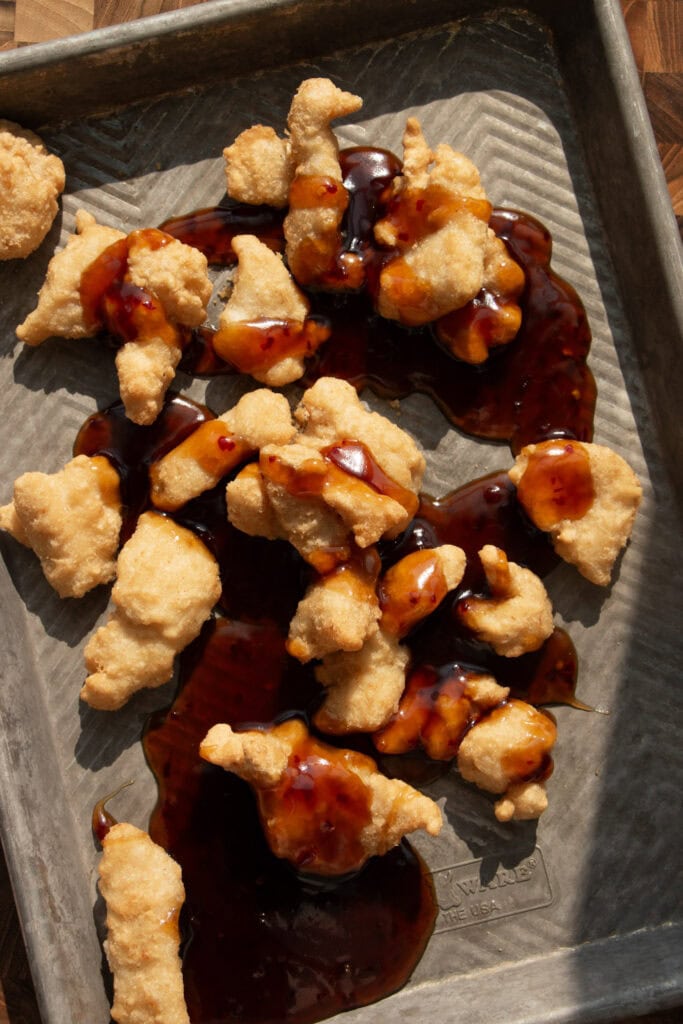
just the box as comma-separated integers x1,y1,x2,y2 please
0,2,681,1022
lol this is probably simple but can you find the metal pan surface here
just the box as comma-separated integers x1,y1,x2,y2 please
0,1,681,1022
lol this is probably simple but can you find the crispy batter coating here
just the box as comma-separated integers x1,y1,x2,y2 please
458,545,554,656
314,628,410,734
116,231,211,425
457,698,557,821
151,390,294,510
509,441,642,586
295,377,425,493
98,823,189,1024
283,78,362,285
200,718,442,875
217,234,314,385
81,512,220,710
0,119,65,260
127,231,211,329
0,454,121,598
227,379,424,571
224,124,294,208
16,210,125,345
374,118,492,326
287,558,380,662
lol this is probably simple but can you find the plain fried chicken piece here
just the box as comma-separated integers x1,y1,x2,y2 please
150,390,295,510
295,377,425,493
16,210,125,344
224,124,294,208
284,78,363,286
116,337,181,428
458,545,554,657
81,512,220,710
200,718,442,875
98,823,189,1024
216,234,329,385
0,119,65,260
0,454,121,598
457,698,557,821
374,118,493,326
509,440,642,586
287,555,381,662
314,628,410,734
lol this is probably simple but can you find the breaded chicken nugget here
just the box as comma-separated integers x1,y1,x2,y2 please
0,119,65,260
374,118,494,326
458,545,554,656
379,545,466,638
509,440,642,586
287,553,381,662
224,124,294,208
98,822,189,1024
150,389,295,510
314,628,410,734
200,718,442,875
215,234,330,385
16,210,125,344
81,512,220,710
295,377,425,493
284,78,363,286
0,454,121,598
457,698,557,821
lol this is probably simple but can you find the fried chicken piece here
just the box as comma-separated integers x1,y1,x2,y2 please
457,545,553,657
224,124,294,208
114,230,212,425
314,628,410,734
227,379,423,572
98,823,189,1024
214,234,330,385
457,698,557,821
284,78,363,287
227,461,351,572
287,552,381,662
81,512,220,710
295,377,425,493
0,119,65,260
509,440,642,586
150,389,295,510
16,210,125,344
379,545,466,638
374,118,494,326
0,454,121,598
200,718,442,875
374,668,509,761
435,230,525,363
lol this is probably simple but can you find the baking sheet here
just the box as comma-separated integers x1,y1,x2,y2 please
1,1,682,1022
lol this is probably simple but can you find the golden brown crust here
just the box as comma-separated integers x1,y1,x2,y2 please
81,512,221,710
99,823,189,1024
0,454,121,598
509,441,642,586
0,119,65,261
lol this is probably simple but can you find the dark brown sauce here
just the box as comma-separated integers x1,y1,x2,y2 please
144,619,437,1024
160,203,285,262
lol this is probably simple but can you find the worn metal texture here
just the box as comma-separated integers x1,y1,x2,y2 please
0,1,681,1022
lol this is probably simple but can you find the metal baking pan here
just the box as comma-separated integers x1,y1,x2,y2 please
0,1,681,1022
